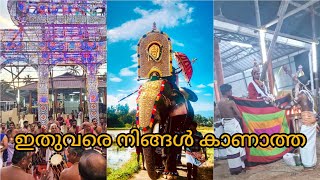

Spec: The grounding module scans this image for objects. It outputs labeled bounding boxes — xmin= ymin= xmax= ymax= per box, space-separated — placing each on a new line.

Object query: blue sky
xmin=107 ymin=0 xmax=214 ymax=117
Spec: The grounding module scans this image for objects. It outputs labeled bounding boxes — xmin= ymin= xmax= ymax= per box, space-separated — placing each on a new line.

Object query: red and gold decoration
xmin=136 ymin=80 xmax=166 ymax=131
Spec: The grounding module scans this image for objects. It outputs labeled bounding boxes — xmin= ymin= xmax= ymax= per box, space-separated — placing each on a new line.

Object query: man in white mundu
xmin=276 ymin=72 xmax=318 ymax=169
xmin=217 ymin=84 xmax=246 ymax=175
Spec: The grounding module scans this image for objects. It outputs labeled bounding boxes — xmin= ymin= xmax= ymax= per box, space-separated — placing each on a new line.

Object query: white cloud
xmin=207 ymin=83 xmax=214 ymax=88
xmin=131 ymin=53 xmax=138 ymax=63
xmin=196 ymin=84 xmax=206 ymax=89
xmin=107 ymin=93 xmax=138 ymax=110
xmin=171 ymin=38 xmax=184 ymax=47
xmin=129 ymin=63 xmax=138 ymax=68
xmin=109 ymin=77 xmax=122 ymax=82
xmin=131 ymin=45 xmax=138 ymax=51
xmin=204 ymin=93 xmax=212 ymax=96
xmin=108 ymin=1 xmax=194 ymax=43
xmin=194 ymin=90 xmax=202 ymax=94
xmin=191 ymin=102 xmax=214 ymax=112
xmin=118 ymin=89 xmax=134 ymax=93
xmin=120 ymin=67 xmax=135 ymax=76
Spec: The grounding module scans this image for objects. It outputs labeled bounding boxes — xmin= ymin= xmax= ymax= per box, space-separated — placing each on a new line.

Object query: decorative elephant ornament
xmin=136 ymin=79 xmax=196 ymax=179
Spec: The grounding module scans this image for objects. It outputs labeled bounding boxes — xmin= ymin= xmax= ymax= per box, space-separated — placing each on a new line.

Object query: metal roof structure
xmin=214 ymin=0 xmax=320 ymax=79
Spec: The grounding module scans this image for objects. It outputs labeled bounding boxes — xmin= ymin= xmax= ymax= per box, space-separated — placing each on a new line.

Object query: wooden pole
xmin=29 ymin=91 xmax=32 ymax=114
xmin=80 ymin=88 xmax=83 ymax=111
xmin=214 ymin=81 xmax=221 ymax=102
xmin=214 ymin=38 xmax=224 ymax=86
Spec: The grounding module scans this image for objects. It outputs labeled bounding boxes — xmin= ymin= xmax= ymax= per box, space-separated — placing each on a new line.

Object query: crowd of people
xmin=215 ymin=62 xmax=318 ymax=175
xmin=0 ymin=113 xmax=107 ymax=180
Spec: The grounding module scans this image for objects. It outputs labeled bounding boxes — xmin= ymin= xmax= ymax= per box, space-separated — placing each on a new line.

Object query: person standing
xmin=185 ymin=121 xmax=207 ymax=180
xmin=18 ymin=114 xmax=27 ymax=129
xmin=56 ymin=113 xmax=64 ymax=127
xmin=78 ymin=150 xmax=106 ymax=180
xmin=247 ymin=61 xmax=274 ymax=102
xmin=60 ymin=147 xmax=85 ymax=180
xmin=6 ymin=118 xmax=13 ymax=129
xmin=0 ymin=151 xmax=34 ymax=180
xmin=92 ymin=118 xmax=102 ymax=134
xmin=0 ymin=129 xmax=8 ymax=168
xmin=217 ymin=84 xmax=246 ymax=175
xmin=277 ymin=74 xmax=317 ymax=169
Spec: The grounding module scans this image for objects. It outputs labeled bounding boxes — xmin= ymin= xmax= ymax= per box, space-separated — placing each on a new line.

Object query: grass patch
xmin=107 ymin=153 xmax=140 ymax=180
xmin=206 ymin=148 xmax=214 ymax=164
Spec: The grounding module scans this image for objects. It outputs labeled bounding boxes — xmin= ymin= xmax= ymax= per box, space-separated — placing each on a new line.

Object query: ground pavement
xmin=130 ymin=152 xmax=213 ymax=180
xmin=213 ymin=139 xmax=320 ymax=180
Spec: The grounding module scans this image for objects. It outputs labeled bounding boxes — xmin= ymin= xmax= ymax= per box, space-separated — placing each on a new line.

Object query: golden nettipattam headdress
xmin=137 ymin=22 xmax=173 ymax=80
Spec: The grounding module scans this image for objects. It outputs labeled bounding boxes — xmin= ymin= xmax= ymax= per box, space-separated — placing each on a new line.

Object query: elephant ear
xmin=179 ymin=87 xmax=198 ymax=102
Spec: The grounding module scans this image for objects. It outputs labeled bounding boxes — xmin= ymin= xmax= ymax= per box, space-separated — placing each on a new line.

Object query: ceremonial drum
xmin=49 ymin=153 xmax=66 ymax=179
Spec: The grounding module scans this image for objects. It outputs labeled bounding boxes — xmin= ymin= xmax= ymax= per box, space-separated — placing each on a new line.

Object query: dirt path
xmin=130 ymin=153 xmax=213 ymax=180
xmin=214 ymin=140 xmax=320 ymax=180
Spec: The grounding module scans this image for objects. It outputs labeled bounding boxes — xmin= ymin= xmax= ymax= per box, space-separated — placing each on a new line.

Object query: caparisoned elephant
xmin=136 ymin=74 xmax=196 ymax=180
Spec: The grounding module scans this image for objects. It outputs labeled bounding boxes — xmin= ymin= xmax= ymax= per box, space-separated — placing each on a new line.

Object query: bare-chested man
xmin=217 ymin=84 xmax=245 ymax=175
xmin=8 ymin=122 xmax=19 ymax=137
xmin=78 ymin=149 xmax=106 ymax=180
xmin=92 ymin=118 xmax=102 ymax=134
xmin=28 ymin=123 xmax=37 ymax=135
xmin=277 ymin=75 xmax=317 ymax=169
xmin=60 ymin=147 xmax=85 ymax=180
xmin=68 ymin=120 xmax=80 ymax=134
xmin=20 ymin=121 xmax=29 ymax=134
xmin=79 ymin=122 xmax=97 ymax=136
xmin=1 ymin=150 xmax=50 ymax=180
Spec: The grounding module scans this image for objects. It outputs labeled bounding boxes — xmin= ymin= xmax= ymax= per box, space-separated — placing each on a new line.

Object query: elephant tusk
xmin=153 ymin=123 xmax=160 ymax=134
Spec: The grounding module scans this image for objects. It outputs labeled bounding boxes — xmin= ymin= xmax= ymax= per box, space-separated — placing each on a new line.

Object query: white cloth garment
xmin=214 ymin=119 xmax=227 ymax=159
xmin=223 ymin=118 xmax=246 ymax=174
xmin=45 ymin=148 xmax=54 ymax=162
xmin=186 ymin=153 xmax=202 ymax=167
xmin=300 ymin=123 xmax=317 ymax=168
xmin=251 ymin=80 xmax=275 ymax=102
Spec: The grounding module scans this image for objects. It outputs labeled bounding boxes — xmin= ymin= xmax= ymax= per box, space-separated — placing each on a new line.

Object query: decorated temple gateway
xmin=0 ymin=0 xmax=107 ymax=124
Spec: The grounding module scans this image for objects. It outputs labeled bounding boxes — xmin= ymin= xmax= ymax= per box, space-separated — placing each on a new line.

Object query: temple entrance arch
xmin=1 ymin=0 xmax=106 ymax=125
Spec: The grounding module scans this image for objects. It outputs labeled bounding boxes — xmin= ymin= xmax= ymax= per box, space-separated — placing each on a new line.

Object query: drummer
xmin=60 ymin=147 xmax=85 ymax=180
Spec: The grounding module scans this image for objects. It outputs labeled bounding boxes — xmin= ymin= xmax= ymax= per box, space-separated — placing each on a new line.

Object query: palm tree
xmin=67 ymin=66 xmax=81 ymax=76
xmin=23 ymin=74 xmax=32 ymax=85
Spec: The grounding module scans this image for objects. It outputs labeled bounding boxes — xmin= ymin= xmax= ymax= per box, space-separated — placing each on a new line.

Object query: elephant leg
xmin=167 ymin=147 xmax=178 ymax=173
xmin=143 ymin=146 xmax=159 ymax=180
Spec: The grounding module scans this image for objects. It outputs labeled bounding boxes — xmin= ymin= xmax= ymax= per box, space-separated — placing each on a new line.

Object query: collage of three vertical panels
xmin=0 ymin=0 xmax=214 ymax=180
xmin=1 ymin=0 xmax=319 ymax=180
